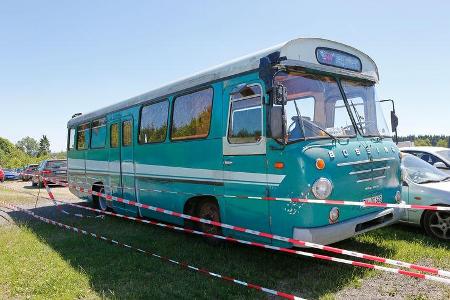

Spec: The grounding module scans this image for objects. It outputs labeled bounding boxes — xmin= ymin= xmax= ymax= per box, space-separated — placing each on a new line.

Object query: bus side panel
xmin=135 ymin=83 xmax=224 ymax=225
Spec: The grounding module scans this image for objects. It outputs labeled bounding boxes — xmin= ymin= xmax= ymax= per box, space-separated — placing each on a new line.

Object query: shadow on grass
xmin=5 ymin=204 xmax=425 ymax=300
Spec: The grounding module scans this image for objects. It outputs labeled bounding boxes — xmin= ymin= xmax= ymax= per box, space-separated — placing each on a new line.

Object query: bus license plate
xmin=364 ymin=195 xmax=383 ymax=203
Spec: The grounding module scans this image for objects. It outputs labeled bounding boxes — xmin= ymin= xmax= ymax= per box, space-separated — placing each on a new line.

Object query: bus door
xmin=119 ymin=115 xmax=138 ymax=215
xmin=108 ymin=119 xmax=122 ymax=211
xmin=222 ymin=82 xmax=271 ymax=243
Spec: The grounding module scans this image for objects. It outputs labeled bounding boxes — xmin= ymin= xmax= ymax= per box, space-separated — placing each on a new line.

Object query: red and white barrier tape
xmin=0 ymin=201 xmax=304 ymax=300
xmin=45 ymin=178 xmax=450 ymax=280
xmin=76 ymin=176 xmax=450 ymax=212
xmin=37 ymin=187 xmax=450 ymax=285
xmin=42 ymin=178 xmax=101 ymax=219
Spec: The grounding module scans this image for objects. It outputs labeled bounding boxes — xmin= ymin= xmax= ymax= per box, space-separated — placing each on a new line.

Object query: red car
xmin=21 ymin=164 xmax=38 ymax=181
xmin=0 ymin=168 xmax=4 ymax=182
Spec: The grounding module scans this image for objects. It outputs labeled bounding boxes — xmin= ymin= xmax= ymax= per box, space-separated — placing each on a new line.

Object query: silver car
xmin=401 ymin=146 xmax=450 ymax=174
xmin=400 ymin=154 xmax=450 ymax=241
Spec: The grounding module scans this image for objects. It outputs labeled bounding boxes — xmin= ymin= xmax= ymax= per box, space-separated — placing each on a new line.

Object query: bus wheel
xmin=196 ymin=200 xmax=222 ymax=243
xmin=423 ymin=209 xmax=450 ymax=241
xmin=93 ymin=186 xmax=108 ymax=212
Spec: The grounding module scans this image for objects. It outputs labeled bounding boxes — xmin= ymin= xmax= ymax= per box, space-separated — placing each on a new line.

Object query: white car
xmin=401 ymin=146 xmax=450 ymax=174
xmin=400 ymin=153 xmax=450 ymax=241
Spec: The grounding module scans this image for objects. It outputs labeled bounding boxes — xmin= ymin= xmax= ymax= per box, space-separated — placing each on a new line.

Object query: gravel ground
xmin=0 ymin=180 xmax=91 ymax=226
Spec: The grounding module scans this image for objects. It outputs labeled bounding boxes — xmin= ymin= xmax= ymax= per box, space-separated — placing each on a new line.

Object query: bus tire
xmin=196 ymin=199 xmax=222 ymax=244
xmin=93 ymin=185 xmax=109 ymax=212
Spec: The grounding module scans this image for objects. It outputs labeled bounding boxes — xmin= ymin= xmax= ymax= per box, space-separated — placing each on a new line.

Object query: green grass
xmin=0 ymin=189 xmax=449 ymax=299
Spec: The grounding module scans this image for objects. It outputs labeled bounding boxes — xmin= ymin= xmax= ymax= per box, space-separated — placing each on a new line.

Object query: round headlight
xmin=329 ymin=207 xmax=340 ymax=224
xmin=311 ymin=177 xmax=333 ymax=200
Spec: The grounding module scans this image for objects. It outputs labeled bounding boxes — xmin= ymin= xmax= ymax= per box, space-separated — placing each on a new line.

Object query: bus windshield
xmin=274 ymin=71 xmax=357 ymax=142
xmin=341 ymin=79 xmax=391 ymax=138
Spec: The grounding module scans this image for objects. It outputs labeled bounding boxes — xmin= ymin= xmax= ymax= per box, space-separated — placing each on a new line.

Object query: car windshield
xmin=47 ymin=161 xmax=67 ymax=169
xmin=437 ymin=149 xmax=450 ymax=161
xmin=274 ymin=71 xmax=357 ymax=142
xmin=402 ymin=155 xmax=449 ymax=184
xmin=341 ymin=80 xmax=391 ymax=137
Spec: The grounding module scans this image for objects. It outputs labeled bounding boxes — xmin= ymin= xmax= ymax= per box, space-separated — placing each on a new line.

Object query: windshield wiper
xmin=349 ymin=100 xmax=365 ymax=133
xmin=418 ymin=179 xmax=443 ymax=184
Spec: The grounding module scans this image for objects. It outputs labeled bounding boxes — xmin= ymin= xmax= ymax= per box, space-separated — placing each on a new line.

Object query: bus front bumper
xmin=293 ymin=207 xmax=405 ymax=246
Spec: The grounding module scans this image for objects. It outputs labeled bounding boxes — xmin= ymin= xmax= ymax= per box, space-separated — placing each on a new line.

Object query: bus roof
xmin=68 ymin=37 xmax=379 ymax=127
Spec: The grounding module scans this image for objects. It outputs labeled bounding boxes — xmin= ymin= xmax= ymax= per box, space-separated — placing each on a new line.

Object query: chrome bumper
xmin=293 ymin=206 xmax=405 ymax=246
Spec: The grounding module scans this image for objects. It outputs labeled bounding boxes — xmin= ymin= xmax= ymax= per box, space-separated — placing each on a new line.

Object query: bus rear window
xmin=68 ymin=128 xmax=76 ymax=150
xmin=171 ymin=88 xmax=213 ymax=140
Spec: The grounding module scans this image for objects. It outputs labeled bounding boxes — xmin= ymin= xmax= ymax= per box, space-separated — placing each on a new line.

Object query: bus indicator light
xmin=316 ymin=158 xmax=326 ymax=170
xmin=274 ymin=162 xmax=284 ymax=169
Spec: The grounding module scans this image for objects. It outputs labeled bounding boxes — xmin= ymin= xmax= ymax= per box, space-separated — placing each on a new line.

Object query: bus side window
xmin=77 ymin=123 xmax=90 ymax=150
xmin=68 ymin=128 xmax=76 ymax=150
xmin=122 ymin=120 xmax=132 ymax=146
xmin=139 ymin=100 xmax=169 ymax=143
xmin=110 ymin=123 xmax=119 ymax=148
xmin=228 ymin=85 xmax=262 ymax=144
xmin=171 ymin=88 xmax=213 ymax=140
xmin=91 ymin=118 xmax=107 ymax=149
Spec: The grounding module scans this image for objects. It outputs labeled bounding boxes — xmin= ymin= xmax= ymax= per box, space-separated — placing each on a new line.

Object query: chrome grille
xmin=338 ymin=157 xmax=394 ymax=183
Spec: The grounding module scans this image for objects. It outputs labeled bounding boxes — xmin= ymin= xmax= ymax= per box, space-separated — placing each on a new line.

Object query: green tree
xmin=16 ymin=136 xmax=39 ymax=156
xmin=436 ymin=138 xmax=448 ymax=148
xmin=38 ymin=135 xmax=51 ymax=157
xmin=414 ymin=137 xmax=432 ymax=146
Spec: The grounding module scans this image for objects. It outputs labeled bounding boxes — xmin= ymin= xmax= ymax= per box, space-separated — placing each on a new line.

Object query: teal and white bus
xmin=67 ymin=38 xmax=403 ymax=246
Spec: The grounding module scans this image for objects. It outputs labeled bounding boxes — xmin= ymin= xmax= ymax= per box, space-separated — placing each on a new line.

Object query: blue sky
xmin=1 ymin=1 xmax=449 ymax=151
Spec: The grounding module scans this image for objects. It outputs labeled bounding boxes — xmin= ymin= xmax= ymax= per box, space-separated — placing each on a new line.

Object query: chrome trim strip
xmin=337 ymin=157 xmax=395 ymax=167
xmin=349 ymin=169 xmax=371 ymax=175
xmin=357 ymin=175 xmax=386 ymax=183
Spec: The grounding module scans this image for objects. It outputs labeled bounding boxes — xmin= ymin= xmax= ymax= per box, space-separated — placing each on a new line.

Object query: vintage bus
xmin=67 ymin=38 xmax=403 ymax=246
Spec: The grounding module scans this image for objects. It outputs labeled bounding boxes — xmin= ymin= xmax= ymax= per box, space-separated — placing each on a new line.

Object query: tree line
xmin=0 ymin=135 xmax=66 ymax=169
xmin=398 ymin=135 xmax=449 ymax=147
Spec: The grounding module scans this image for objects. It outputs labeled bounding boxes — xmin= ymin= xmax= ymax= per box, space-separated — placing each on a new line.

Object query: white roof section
xmin=68 ymin=37 xmax=379 ymax=127
xmin=401 ymin=146 xmax=449 ymax=152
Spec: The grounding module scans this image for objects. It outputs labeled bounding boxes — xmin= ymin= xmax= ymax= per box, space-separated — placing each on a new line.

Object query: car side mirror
xmin=433 ymin=162 xmax=448 ymax=169
xmin=273 ymin=83 xmax=288 ymax=105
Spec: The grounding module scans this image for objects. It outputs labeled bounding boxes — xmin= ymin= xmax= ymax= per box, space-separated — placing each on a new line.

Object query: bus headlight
xmin=329 ymin=207 xmax=340 ymax=224
xmin=311 ymin=177 xmax=333 ymax=200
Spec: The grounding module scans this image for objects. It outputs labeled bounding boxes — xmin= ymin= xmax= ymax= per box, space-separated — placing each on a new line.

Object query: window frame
xmin=90 ymin=117 xmax=107 ymax=149
xmin=122 ymin=120 xmax=133 ymax=147
xmin=138 ymin=99 xmax=169 ymax=144
xmin=110 ymin=123 xmax=120 ymax=148
xmin=170 ymin=86 xmax=214 ymax=142
xmin=76 ymin=123 xmax=90 ymax=150
xmin=227 ymin=83 xmax=263 ymax=145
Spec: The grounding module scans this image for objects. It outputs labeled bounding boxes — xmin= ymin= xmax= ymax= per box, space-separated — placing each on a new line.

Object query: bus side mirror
xmin=390 ymin=110 xmax=398 ymax=133
xmin=273 ymin=83 xmax=287 ymax=105
xmin=270 ymin=106 xmax=284 ymax=141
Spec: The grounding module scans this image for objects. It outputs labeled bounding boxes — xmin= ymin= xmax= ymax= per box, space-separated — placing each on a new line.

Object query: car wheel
xmin=423 ymin=209 xmax=450 ymax=241
xmin=93 ymin=186 xmax=108 ymax=212
xmin=196 ymin=199 xmax=222 ymax=243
